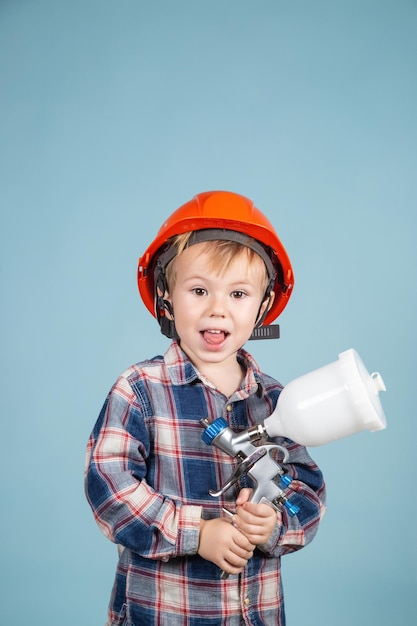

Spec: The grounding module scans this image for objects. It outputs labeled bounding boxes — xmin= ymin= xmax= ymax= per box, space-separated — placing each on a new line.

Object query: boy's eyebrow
xmin=180 ymin=274 xmax=207 ymax=282
xmin=181 ymin=275 xmax=260 ymax=288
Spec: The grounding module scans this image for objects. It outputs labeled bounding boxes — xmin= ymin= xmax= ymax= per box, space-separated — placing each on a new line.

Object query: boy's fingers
xmin=235 ymin=487 xmax=253 ymax=506
xmin=241 ymin=501 xmax=275 ymax=517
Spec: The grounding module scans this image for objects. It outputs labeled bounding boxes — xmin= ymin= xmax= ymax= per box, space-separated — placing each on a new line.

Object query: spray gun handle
xmin=201 ymin=419 xmax=300 ymax=580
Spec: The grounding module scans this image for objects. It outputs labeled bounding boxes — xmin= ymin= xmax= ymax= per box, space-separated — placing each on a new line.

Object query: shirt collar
xmin=164 ymin=340 xmax=265 ymax=398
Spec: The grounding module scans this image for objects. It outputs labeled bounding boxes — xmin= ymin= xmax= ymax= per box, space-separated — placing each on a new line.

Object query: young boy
xmin=85 ymin=191 xmax=326 ymax=626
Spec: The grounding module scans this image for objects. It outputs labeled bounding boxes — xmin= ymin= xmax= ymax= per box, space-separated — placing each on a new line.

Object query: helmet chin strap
xmin=156 ymin=285 xmax=279 ymax=343
xmin=159 ymin=296 xmax=280 ymax=342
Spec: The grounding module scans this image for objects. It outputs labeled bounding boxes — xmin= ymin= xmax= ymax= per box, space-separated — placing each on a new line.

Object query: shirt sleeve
xmin=84 ymin=376 xmax=202 ymax=560
xmin=257 ymin=439 xmax=326 ymax=557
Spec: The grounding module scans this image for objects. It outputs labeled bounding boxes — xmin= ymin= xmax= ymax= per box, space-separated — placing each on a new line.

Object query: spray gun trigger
xmin=208 ymin=444 xmax=289 ymax=498
xmin=209 ymin=447 xmax=268 ymax=497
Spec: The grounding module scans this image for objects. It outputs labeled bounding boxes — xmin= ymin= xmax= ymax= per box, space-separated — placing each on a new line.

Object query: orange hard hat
xmin=137 ymin=191 xmax=294 ymax=335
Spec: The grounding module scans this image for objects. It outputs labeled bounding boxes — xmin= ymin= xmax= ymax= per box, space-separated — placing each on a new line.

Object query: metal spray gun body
xmin=200 ymin=417 xmax=300 ymax=516
xmin=200 ymin=417 xmax=299 ymax=580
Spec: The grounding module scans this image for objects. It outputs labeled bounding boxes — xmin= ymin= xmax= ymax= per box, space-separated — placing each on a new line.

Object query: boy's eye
xmin=192 ymin=287 xmax=207 ymax=296
xmin=231 ymin=290 xmax=246 ymax=299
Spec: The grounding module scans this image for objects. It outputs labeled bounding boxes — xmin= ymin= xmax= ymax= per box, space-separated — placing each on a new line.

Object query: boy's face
xmin=165 ymin=242 xmax=272 ymax=371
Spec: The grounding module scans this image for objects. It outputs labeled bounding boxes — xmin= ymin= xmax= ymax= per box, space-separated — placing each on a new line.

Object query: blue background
xmin=1 ymin=1 xmax=416 ymax=624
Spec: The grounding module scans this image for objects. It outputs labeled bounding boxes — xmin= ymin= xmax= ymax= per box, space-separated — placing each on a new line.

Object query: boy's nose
xmin=208 ymin=294 xmax=227 ymax=317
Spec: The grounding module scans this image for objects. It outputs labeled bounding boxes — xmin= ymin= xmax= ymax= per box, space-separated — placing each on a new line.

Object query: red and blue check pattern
xmin=85 ymin=341 xmax=325 ymax=625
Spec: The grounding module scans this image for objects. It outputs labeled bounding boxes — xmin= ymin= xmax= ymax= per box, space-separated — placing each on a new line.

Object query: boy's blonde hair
xmin=165 ymin=232 xmax=270 ymax=294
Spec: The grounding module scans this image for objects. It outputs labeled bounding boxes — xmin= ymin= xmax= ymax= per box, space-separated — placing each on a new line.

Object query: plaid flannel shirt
xmin=85 ymin=341 xmax=326 ymax=626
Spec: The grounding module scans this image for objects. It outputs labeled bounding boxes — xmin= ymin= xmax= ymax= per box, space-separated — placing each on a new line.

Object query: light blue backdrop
xmin=1 ymin=1 xmax=416 ymax=624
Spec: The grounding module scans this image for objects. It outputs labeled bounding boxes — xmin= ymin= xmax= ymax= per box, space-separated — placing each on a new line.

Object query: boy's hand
xmin=198 ymin=517 xmax=255 ymax=575
xmin=235 ymin=488 xmax=279 ymax=545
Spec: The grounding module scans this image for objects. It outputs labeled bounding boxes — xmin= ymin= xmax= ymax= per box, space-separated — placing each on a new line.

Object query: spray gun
xmin=200 ymin=349 xmax=387 ymax=576
xmin=200 ymin=418 xmax=300 ymax=516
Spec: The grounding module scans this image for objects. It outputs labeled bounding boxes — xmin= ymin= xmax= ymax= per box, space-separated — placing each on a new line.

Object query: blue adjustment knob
xmin=201 ymin=418 xmax=228 ymax=445
xmin=284 ymin=501 xmax=300 ymax=516
xmin=280 ymin=474 xmax=293 ymax=487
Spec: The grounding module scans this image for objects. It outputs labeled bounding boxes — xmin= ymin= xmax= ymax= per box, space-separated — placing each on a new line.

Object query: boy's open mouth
xmin=201 ymin=329 xmax=229 ymax=345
